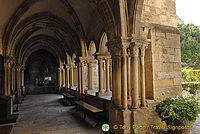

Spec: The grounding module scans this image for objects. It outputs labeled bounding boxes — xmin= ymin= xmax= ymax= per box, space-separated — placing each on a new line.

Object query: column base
xmin=109 ymin=101 xmax=166 ymax=134
xmin=87 ymin=89 xmax=98 ymax=94
xmin=96 ymin=91 xmax=105 ymax=96
xmin=96 ymin=92 xmax=105 ymax=96
xmin=97 ymin=91 xmax=112 ymax=96
xmin=104 ymin=90 xmax=112 ymax=96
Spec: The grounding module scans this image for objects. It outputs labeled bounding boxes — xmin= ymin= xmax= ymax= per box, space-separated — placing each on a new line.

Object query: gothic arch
xmin=99 ymin=32 xmax=109 ymax=54
xmin=2 ymin=0 xmax=118 ymax=57
xmin=88 ymin=40 xmax=96 ymax=57
xmin=7 ymin=12 xmax=81 ymax=58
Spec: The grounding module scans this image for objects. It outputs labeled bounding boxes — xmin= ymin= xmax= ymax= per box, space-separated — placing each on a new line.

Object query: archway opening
xmin=24 ymin=49 xmax=59 ymax=94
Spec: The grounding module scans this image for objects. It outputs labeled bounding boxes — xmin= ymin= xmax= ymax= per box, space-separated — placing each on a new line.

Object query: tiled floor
xmin=11 ymin=94 xmax=103 ymax=134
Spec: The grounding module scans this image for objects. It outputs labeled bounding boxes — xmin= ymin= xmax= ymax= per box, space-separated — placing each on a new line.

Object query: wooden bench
xmin=75 ymin=101 xmax=103 ymax=119
xmin=63 ymin=92 xmax=75 ymax=106
xmin=75 ymin=94 xmax=109 ymax=126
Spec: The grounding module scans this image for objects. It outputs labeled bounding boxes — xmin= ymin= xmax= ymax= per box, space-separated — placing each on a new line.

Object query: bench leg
xmin=83 ymin=111 xmax=86 ymax=119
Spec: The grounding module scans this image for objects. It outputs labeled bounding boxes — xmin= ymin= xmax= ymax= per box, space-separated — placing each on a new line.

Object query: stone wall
xmin=151 ymin=24 xmax=182 ymax=101
xmin=141 ymin=0 xmax=182 ymax=101
xmin=142 ymin=0 xmax=177 ymax=27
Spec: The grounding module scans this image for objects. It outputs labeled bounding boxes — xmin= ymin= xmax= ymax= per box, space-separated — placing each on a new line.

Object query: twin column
xmin=107 ymin=39 xmax=148 ymax=109
xmin=96 ymin=55 xmax=111 ymax=95
xmin=4 ymin=62 xmax=25 ymax=96
xmin=58 ymin=64 xmax=75 ymax=89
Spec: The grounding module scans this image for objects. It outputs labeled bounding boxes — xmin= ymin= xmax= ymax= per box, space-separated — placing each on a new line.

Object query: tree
xmin=178 ymin=23 xmax=200 ymax=65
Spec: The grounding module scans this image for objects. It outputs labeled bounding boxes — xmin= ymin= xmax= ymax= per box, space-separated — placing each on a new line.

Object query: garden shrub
xmin=156 ymin=96 xmax=200 ymax=127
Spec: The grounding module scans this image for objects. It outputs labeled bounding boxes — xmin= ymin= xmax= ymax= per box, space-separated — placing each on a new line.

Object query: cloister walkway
xmin=11 ymin=94 xmax=102 ymax=134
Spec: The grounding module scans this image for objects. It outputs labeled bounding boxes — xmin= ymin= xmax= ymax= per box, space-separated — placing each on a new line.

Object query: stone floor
xmin=9 ymin=93 xmax=200 ymax=134
xmin=190 ymin=114 xmax=200 ymax=134
xmin=11 ymin=94 xmax=103 ymax=134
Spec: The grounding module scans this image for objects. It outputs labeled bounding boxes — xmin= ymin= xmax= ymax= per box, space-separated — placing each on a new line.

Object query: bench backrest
xmin=67 ymin=88 xmax=77 ymax=97
xmin=82 ymin=94 xmax=109 ymax=110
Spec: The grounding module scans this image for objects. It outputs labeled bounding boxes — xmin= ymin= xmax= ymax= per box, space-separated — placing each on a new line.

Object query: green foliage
xmin=155 ymin=97 xmax=200 ymax=126
xmin=182 ymin=82 xmax=200 ymax=94
xmin=178 ymin=23 xmax=200 ymax=65
xmin=181 ymin=67 xmax=200 ymax=94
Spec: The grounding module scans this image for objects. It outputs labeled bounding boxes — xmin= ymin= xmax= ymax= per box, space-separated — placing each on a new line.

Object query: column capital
xmin=106 ymin=37 xmax=131 ymax=57
xmin=21 ymin=66 xmax=26 ymax=71
xmin=140 ymin=43 xmax=149 ymax=57
xmin=96 ymin=52 xmax=111 ymax=60
xmin=87 ymin=59 xmax=98 ymax=65
xmin=79 ymin=57 xmax=87 ymax=63
xmin=130 ymin=43 xmax=140 ymax=57
xmin=16 ymin=64 xmax=23 ymax=71
xmin=65 ymin=64 xmax=70 ymax=68
xmin=58 ymin=68 xmax=63 ymax=71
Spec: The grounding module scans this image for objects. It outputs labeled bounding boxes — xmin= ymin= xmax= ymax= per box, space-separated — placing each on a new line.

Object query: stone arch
xmin=66 ymin=53 xmax=71 ymax=65
xmin=24 ymin=49 xmax=59 ymax=94
xmin=15 ymin=35 xmax=65 ymax=67
xmin=2 ymin=0 xmax=118 ymax=57
xmin=130 ymin=0 xmax=145 ymax=36
xmin=88 ymin=40 xmax=96 ymax=58
xmin=22 ymin=44 xmax=61 ymax=68
xmin=7 ymin=12 xmax=81 ymax=58
xmin=99 ymin=32 xmax=109 ymax=54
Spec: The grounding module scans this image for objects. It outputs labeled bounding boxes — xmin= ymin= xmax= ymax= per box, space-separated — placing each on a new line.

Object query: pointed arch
xmin=88 ymin=40 xmax=96 ymax=56
xmin=99 ymin=32 xmax=109 ymax=54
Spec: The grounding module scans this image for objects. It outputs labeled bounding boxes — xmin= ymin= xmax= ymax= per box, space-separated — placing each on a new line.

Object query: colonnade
xmin=58 ymin=62 xmax=77 ymax=89
xmin=4 ymin=60 xmax=25 ymax=97
xmin=96 ymin=54 xmax=112 ymax=96
xmin=107 ymin=38 xmax=148 ymax=109
xmin=57 ymin=54 xmax=112 ymax=96
xmin=57 ymin=39 xmax=148 ymax=109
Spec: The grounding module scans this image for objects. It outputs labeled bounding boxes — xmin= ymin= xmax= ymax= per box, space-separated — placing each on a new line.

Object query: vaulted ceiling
xmin=0 ymin=0 xmax=121 ymax=65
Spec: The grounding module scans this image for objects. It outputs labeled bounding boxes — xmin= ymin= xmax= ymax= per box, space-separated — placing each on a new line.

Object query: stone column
xmin=81 ymin=61 xmax=85 ymax=94
xmin=65 ymin=65 xmax=70 ymax=88
xmin=4 ymin=63 xmax=8 ymax=95
xmin=87 ymin=61 xmax=93 ymax=90
xmin=122 ymin=45 xmax=128 ymax=109
xmin=7 ymin=63 xmax=11 ymax=95
xmin=70 ymin=65 xmax=74 ymax=87
xmin=78 ymin=62 xmax=82 ymax=95
xmin=97 ymin=57 xmax=104 ymax=94
xmin=105 ymin=58 xmax=111 ymax=93
xmin=109 ymin=59 xmax=112 ymax=91
xmin=140 ymin=44 xmax=147 ymax=107
xmin=17 ymin=66 xmax=21 ymax=100
xmin=113 ymin=55 xmax=122 ymax=107
xmin=107 ymin=40 xmax=130 ymax=108
xmin=21 ymin=67 xmax=25 ymax=95
xmin=79 ymin=57 xmax=86 ymax=94
xmin=127 ymin=51 xmax=132 ymax=106
xmin=62 ymin=67 xmax=66 ymax=87
xmin=17 ymin=66 xmax=21 ymax=89
xmin=131 ymin=43 xmax=140 ymax=109
xmin=12 ymin=67 xmax=15 ymax=91
xmin=7 ymin=63 xmax=12 ymax=95
xmin=58 ymin=68 xmax=62 ymax=88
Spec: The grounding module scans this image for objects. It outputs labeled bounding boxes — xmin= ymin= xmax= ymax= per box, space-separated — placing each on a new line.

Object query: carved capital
xmin=130 ymin=43 xmax=140 ymax=57
xmin=58 ymin=68 xmax=63 ymax=71
xmin=21 ymin=66 xmax=26 ymax=71
xmin=106 ymin=37 xmax=131 ymax=57
xmin=140 ymin=43 xmax=149 ymax=57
